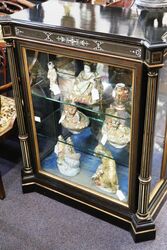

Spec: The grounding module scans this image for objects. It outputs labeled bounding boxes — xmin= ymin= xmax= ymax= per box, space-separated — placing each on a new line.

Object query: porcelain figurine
xmin=54 ymin=135 xmax=65 ymax=164
xmin=112 ymin=83 xmax=129 ymax=110
xmin=92 ymin=144 xmax=119 ymax=193
xmin=71 ymin=62 xmax=102 ymax=105
xmin=54 ymin=135 xmax=80 ymax=177
xmin=59 ymin=102 xmax=89 ymax=133
xmin=102 ymin=106 xmax=131 ymax=148
xmin=47 ymin=61 xmax=61 ymax=96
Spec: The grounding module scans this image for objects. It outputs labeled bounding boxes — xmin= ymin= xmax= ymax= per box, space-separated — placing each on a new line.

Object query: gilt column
xmin=136 ymin=69 xmax=158 ymax=220
xmin=7 ymin=43 xmax=33 ymax=174
xmin=131 ymin=48 xmax=165 ymax=241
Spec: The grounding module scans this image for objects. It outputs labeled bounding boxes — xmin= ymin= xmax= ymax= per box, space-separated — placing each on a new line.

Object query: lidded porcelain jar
xmin=112 ymin=83 xmax=129 ymax=110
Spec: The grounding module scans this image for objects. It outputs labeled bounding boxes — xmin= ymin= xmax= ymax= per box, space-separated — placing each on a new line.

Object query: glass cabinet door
xmin=24 ymin=49 xmax=133 ymax=204
xmin=150 ymin=55 xmax=167 ymax=195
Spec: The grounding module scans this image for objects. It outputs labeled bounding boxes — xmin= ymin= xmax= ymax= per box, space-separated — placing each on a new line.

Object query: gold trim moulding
xmin=164 ymin=50 xmax=167 ymax=57
xmin=131 ymin=222 xmax=156 ymax=235
xmin=22 ymin=181 xmax=130 ymax=223
xmin=144 ymin=61 xmax=164 ymax=68
xmin=21 ymin=47 xmax=41 ymax=172
xmin=149 ymin=179 xmax=165 ymax=202
xmin=136 ymin=211 xmax=151 ymax=220
xmin=22 ymin=181 xmax=156 ymax=235
xmin=4 ymin=36 xmax=143 ymax=64
xmin=20 ymin=43 xmax=139 ymax=210
xmin=14 ymin=26 xmax=143 ymax=59
xmin=38 ymin=169 xmax=129 ymax=208
xmin=149 ymin=181 xmax=167 ymax=217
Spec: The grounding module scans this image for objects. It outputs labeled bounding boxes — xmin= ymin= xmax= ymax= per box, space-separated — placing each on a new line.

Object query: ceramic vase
xmin=112 ymin=83 xmax=129 ymax=110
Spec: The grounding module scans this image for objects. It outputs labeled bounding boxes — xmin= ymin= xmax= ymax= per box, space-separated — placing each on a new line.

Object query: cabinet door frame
xmin=16 ymin=40 xmax=144 ymax=213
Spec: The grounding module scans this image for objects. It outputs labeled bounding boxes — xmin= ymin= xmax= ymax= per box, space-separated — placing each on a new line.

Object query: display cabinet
xmin=1 ymin=0 xmax=167 ymax=242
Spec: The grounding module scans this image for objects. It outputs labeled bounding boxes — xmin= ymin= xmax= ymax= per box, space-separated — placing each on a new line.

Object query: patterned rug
xmin=0 ymin=95 xmax=16 ymax=136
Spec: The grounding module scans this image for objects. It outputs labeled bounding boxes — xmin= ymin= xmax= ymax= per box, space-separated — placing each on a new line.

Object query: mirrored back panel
xmin=25 ymin=49 xmax=134 ymax=204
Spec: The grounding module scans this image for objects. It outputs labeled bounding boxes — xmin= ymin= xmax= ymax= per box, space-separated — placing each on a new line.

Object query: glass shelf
xmin=34 ymin=108 xmax=130 ymax=165
xmin=27 ymin=49 xmax=132 ymax=203
xmin=41 ymin=151 xmax=129 ymax=202
xmin=31 ymin=84 xmax=131 ymax=122
xmin=40 ymin=131 xmax=129 ymax=202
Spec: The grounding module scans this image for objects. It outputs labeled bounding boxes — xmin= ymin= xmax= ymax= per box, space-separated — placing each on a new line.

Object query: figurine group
xmin=71 ymin=63 xmax=102 ymax=105
xmin=47 ymin=61 xmax=102 ymax=104
xmin=47 ymin=60 xmax=131 ymax=196
xmin=59 ymin=102 xmax=89 ymax=134
xmin=54 ymin=137 xmax=119 ymax=194
xmin=92 ymin=144 xmax=119 ymax=194
xmin=54 ymin=135 xmax=80 ymax=177
xmin=47 ymin=60 xmax=102 ymax=134
xmin=102 ymin=105 xmax=131 ymax=148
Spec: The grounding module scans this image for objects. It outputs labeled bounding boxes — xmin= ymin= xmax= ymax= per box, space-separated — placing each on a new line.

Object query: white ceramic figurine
xmin=47 ymin=61 xmax=61 ymax=96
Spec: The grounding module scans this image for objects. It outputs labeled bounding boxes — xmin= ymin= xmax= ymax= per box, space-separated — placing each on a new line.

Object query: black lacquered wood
xmin=1 ymin=0 xmax=167 ymax=243
xmin=6 ymin=0 xmax=167 ymax=48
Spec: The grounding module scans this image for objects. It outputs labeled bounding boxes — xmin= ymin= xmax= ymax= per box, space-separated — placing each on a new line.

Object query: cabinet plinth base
xmin=22 ymin=179 xmax=156 ymax=243
xmin=131 ymin=214 xmax=156 ymax=242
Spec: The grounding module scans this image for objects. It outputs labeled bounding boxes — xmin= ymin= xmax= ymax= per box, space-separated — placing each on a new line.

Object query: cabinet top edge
xmin=1 ymin=0 xmax=167 ymax=49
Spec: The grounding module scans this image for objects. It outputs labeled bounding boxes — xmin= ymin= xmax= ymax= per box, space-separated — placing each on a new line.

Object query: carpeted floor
xmin=0 ymin=144 xmax=167 ymax=250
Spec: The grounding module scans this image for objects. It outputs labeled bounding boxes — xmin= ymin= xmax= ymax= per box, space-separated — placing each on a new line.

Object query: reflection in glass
xmin=61 ymin=2 xmax=75 ymax=28
xmin=26 ymin=49 xmax=133 ymax=203
xmin=150 ymin=56 xmax=167 ymax=192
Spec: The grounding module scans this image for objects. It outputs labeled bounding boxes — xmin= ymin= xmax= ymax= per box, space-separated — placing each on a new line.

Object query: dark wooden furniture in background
xmin=0 ymin=173 xmax=5 ymax=199
xmin=90 ymin=0 xmax=134 ymax=7
xmin=0 ymin=0 xmax=34 ymax=15
xmin=0 ymin=82 xmax=13 ymax=200
xmin=0 ymin=41 xmax=7 ymax=86
xmin=0 ymin=0 xmax=37 ymax=200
